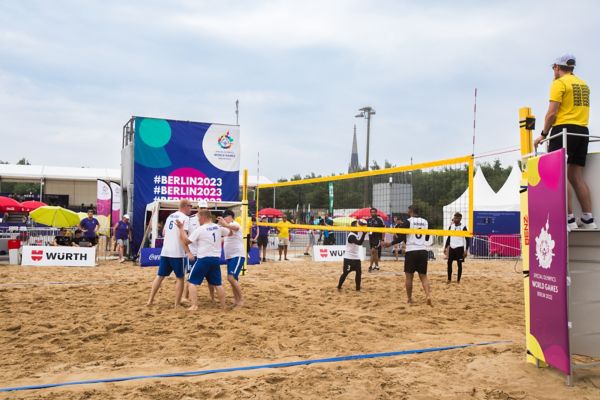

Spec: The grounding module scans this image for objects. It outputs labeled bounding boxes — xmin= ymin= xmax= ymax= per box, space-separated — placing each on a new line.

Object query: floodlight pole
xmin=356 ymin=106 xmax=376 ymax=207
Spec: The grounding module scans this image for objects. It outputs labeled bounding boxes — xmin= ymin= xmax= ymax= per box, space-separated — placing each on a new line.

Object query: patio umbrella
xmin=29 ymin=206 xmax=81 ymax=228
xmin=333 ymin=216 xmax=356 ymax=226
xmin=21 ymin=200 xmax=47 ymax=212
xmin=0 ymin=196 xmax=24 ymax=212
xmin=350 ymin=207 xmax=389 ymax=221
xmin=258 ymin=208 xmax=283 ymax=218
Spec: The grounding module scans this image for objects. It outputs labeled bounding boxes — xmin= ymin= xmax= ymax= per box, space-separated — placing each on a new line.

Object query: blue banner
xmin=140 ymin=247 xmax=162 ymax=266
xmin=132 ymin=117 xmax=240 ymax=255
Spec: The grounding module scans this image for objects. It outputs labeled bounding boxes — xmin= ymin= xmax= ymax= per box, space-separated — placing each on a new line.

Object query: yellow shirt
xmin=549 ymin=74 xmax=590 ymax=126
xmin=276 ymin=221 xmax=292 ymax=239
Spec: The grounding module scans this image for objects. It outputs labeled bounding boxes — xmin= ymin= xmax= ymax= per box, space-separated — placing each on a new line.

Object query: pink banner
xmin=96 ymin=180 xmax=112 ymax=217
xmin=527 ymin=149 xmax=569 ymax=375
xmin=110 ymin=181 xmax=121 ymax=226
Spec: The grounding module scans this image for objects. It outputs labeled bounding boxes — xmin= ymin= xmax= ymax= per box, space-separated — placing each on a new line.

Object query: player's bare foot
xmin=180 ymin=297 xmax=190 ymax=304
xmin=426 ymin=298 xmax=433 ymax=307
xmin=187 ymin=305 xmax=198 ymax=311
xmin=407 ymin=299 xmax=414 ymax=305
xmin=234 ymin=300 xmax=245 ymax=307
xmin=146 ymin=300 xmax=154 ymax=306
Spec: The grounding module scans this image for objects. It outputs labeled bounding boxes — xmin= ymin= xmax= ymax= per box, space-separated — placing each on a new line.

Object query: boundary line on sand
xmin=0 ymin=341 xmax=511 ymax=393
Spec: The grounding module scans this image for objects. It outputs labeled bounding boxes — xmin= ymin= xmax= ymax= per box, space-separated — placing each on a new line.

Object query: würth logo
xmin=319 ymin=248 xmax=328 ymax=258
xmin=31 ymin=250 xmax=43 ymax=262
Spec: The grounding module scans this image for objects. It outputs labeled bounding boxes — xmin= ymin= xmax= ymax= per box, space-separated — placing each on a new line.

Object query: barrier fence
xmin=253 ymin=227 xmax=521 ymax=261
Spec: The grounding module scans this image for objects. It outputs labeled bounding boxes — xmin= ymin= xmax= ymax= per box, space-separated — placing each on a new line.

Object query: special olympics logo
xmin=31 ymin=249 xmax=44 ymax=262
xmin=535 ymin=218 xmax=555 ymax=269
xmin=217 ymin=131 xmax=234 ymax=149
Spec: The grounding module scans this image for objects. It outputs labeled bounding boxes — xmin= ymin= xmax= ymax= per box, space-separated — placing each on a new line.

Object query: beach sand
xmin=0 ymin=257 xmax=598 ymax=399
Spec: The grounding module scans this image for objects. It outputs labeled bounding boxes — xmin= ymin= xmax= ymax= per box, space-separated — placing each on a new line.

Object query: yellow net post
xmin=241 ymin=169 xmax=249 ymax=276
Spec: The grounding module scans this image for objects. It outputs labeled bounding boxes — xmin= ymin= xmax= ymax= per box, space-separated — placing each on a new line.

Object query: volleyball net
xmin=256 ymin=155 xmax=474 ymax=238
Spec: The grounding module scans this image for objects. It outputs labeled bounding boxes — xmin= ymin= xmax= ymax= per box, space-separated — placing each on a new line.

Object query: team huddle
xmin=147 ymin=199 xmax=245 ymax=310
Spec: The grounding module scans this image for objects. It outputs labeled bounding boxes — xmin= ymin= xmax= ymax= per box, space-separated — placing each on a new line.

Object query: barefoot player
xmin=217 ymin=210 xmax=245 ymax=307
xmin=146 ymin=199 xmax=192 ymax=307
xmin=177 ymin=209 xmax=228 ymax=311
xmin=385 ymin=205 xmax=432 ymax=306
xmin=337 ymin=220 xmax=367 ymax=291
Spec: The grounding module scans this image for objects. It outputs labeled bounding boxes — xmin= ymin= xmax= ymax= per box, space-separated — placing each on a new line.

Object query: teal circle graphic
xmin=139 ymin=119 xmax=171 ymax=148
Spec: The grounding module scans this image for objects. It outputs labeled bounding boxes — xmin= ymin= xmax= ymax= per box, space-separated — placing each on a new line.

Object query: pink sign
xmin=527 ymin=149 xmax=569 ymax=375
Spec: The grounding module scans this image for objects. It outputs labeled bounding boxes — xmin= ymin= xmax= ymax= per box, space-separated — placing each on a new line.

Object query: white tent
xmin=491 ymin=162 xmax=521 ymax=212
xmin=442 ymin=166 xmax=498 ymax=230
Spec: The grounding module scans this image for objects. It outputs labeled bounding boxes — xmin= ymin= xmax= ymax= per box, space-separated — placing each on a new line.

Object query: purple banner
xmin=527 ymin=148 xmax=569 ymax=375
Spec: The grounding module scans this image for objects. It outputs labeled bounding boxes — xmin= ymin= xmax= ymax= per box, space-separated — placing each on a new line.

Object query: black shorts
xmin=86 ymin=236 xmax=98 ymax=246
xmin=404 ymin=250 xmax=428 ymax=275
xmin=448 ymin=246 xmax=465 ymax=262
xmin=548 ymin=124 xmax=589 ymax=166
xmin=343 ymin=258 xmax=361 ymax=272
xmin=369 ymin=236 xmax=381 ymax=249
xmin=257 ymin=236 xmax=268 ymax=247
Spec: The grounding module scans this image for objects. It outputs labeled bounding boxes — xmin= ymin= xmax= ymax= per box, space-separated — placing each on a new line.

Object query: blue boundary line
xmin=0 ymin=341 xmax=510 ymax=393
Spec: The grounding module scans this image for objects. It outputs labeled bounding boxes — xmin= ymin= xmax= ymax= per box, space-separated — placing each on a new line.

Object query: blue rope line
xmin=0 ymin=341 xmax=510 ymax=393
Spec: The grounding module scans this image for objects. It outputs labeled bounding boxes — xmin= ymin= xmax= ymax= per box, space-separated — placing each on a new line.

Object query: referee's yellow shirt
xmin=550 ymin=74 xmax=590 ymax=126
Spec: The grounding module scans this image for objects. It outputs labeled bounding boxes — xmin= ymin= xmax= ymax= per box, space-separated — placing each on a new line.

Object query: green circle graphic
xmin=139 ymin=118 xmax=171 ymax=148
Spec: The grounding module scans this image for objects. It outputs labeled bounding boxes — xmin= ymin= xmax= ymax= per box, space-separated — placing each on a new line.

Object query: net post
xmin=241 ymin=169 xmax=249 ymax=276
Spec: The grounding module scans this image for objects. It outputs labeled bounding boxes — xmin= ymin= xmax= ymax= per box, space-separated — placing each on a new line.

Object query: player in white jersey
xmin=217 ymin=209 xmax=245 ymax=307
xmin=385 ymin=205 xmax=432 ymax=306
xmin=147 ymin=199 xmax=192 ymax=307
xmin=443 ymin=212 xmax=470 ymax=283
xmin=337 ymin=220 xmax=367 ymax=291
xmin=177 ymin=209 xmax=228 ymax=311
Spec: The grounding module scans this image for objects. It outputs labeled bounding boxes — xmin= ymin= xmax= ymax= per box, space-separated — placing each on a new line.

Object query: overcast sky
xmin=1 ymin=0 xmax=599 ymax=180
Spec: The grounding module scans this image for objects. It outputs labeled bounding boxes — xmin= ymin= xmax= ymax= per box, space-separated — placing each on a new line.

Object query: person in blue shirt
xmin=256 ymin=216 xmax=270 ymax=262
xmin=113 ymin=214 xmax=131 ymax=263
xmin=79 ymin=210 xmax=100 ymax=246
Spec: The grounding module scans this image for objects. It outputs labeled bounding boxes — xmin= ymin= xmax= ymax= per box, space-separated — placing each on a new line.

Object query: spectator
xmin=275 ymin=215 xmax=292 ymax=261
xmin=113 ymin=214 xmax=131 ymax=263
xmin=52 ymin=228 xmax=72 ymax=246
xmin=72 ymin=229 xmax=92 ymax=247
xmin=256 ymin=216 xmax=270 ymax=262
xmin=304 ymin=216 xmax=316 ymax=256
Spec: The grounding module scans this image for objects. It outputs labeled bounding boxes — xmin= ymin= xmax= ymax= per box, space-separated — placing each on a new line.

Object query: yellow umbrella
xmin=30 ymin=206 xmax=81 ymax=228
xmin=333 ymin=216 xmax=356 ymax=226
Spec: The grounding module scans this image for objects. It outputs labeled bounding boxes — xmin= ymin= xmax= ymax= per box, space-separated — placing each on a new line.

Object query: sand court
xmin=1 ymin=259 xmax=598 ymax=399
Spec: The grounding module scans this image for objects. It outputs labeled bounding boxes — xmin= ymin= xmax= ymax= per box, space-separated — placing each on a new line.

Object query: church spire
xmin=348 ymin=124 xmax=360 ymax=172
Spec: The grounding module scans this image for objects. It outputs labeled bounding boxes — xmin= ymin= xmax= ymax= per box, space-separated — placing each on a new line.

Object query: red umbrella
xmin=0 ymin=196 xmax=24 ymax=212
xmin=21 ymin=200 xmax=47 ymax=212
xmin=258 ymin=208 xmax=283 ymax=218
xmin=350 ymin=207 xmax=389 ymax=221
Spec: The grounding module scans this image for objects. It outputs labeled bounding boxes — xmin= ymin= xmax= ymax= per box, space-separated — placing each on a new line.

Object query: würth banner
xmin=21 ymin=246 xmax=96 ymax=267
xmin=312 ymin=245 xmax=366 ymax=262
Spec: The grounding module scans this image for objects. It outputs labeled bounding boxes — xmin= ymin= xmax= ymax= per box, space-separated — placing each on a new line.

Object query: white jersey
xmin=406 ymin=216 xmax=429 ymax=253
xmin=187 ymin=215 xmax=200 ymax=255
xmin=188 ymin=222 xmax=228 ymax=258
xmin=223 ymin=221 xmax=245 ymax=259
xmin=448 ymin=223 xmax=467 ymax=249
xmin=160 ymin=211 xmax=189 ymax=258
xmin=345 ymin=232 xmax=363 ymax=260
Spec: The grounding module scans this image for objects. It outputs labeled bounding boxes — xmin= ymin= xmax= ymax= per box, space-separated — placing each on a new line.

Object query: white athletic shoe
xmin=567 ymin=218 xmax=579 ymax=231
xmin=580 ymin=218 xmax=597 ymax=230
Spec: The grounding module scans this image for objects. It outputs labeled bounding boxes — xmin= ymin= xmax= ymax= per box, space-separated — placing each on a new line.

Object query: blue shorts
xmin=188 ymin=257 xmax=221 ymax=286
xmin=227 ymin=257 xmax=245 ymax=280
xmin=184 ymin=257 xmax=197 ymax=274
xmin=158 ymin=256 xmax=185 ymax=278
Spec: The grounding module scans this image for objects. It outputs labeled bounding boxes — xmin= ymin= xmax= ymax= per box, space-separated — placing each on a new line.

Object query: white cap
xmin=123 ymin=214 xmax=129 ymax=219
xmin=198 ymin=199 xmax=208 ymax=208
xmin=553 ymin=54 xmax=576 ymax=67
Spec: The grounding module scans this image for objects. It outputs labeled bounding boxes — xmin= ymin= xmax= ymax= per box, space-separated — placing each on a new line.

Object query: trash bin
xmin=8 ymin=239 xmax=21 ymax=265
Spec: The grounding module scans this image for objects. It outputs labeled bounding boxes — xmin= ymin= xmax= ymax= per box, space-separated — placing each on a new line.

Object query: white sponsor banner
xmin=312 ymin=245 xmax=366 ymax=262
xmin=267 ymin=235 xmax=279 ymax=250
xmin=21 ymin=246 xmax=96 ymax=267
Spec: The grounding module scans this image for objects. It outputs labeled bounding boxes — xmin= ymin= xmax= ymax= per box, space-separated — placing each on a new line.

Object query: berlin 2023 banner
xmin=132 ymin=117 xmax=240 ymax=254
